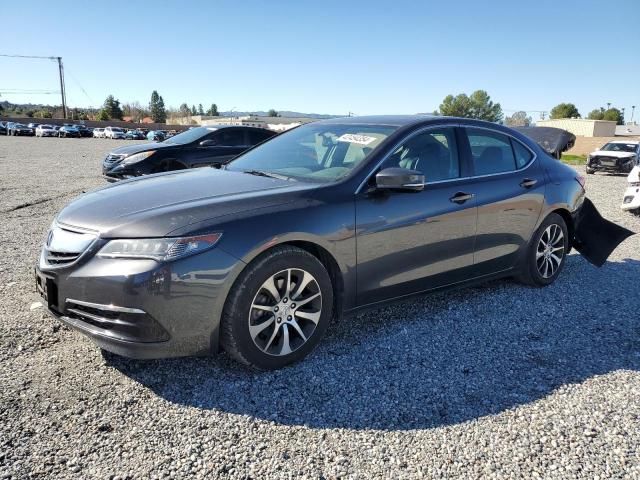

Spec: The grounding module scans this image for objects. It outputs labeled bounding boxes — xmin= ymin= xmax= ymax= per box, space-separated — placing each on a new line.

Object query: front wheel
xmin=517 ymin=213 xmax=569 ymax=287
xmin=220 ymin=246 xmax=333 ymax=369
xmin=586 ymin=167 xmax=595 ymax=174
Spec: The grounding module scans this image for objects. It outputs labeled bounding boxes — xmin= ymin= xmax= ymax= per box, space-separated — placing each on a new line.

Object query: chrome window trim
xmin=356 ymin=123 xmax=538 ymax=193
xmin=66 ymin=298 xmax=146 ymax=314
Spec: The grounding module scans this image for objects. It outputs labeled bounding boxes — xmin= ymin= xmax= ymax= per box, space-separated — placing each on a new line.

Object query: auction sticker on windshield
xmin=337 ymin=134 xmax=377 ymax=145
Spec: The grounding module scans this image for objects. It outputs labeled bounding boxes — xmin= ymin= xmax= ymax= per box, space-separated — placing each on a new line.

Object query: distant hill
xmin=1 ymin=101 xmax=339 ymax=120
xmin=220 ymin=110 xmax=336 ymax=119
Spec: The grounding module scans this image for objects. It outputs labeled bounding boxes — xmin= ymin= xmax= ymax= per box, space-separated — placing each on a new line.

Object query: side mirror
xmin=199 ymin=139 xmax=217 ymax=147
xmin=375 ymin=167 xmax=425 ymax=192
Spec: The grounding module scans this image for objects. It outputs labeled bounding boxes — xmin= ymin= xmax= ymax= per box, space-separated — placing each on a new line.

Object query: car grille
xmin=104 ymin=153 xmax=126 ymax=167
xmin=41 ymin=224 xmax=98 ymax=268
xmin=593 ymin=156 xmax=618 ymax=165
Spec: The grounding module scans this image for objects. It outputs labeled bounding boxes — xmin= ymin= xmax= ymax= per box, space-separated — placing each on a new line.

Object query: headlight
xmin=122 ymin=150 xmax=156 ymax=164
xmin=97 ymin=233 xmax=222 ymax=261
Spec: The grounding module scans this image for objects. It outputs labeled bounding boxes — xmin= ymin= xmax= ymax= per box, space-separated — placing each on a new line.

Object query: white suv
xmin=93 ymin=128 xmax=105 ymax=138
xmin=104 ymin=126 xmax=126 ymax=139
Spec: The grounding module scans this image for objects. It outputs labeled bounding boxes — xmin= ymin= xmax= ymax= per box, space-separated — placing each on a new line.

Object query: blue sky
xmin=2 ymin=0 xmax=639 ymax=119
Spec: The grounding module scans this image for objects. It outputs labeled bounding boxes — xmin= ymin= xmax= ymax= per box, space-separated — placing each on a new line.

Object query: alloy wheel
xmin=248 ymin=268 xmax=322 ymax=356
xmin=536 ymin=224 xmax=565 ymax=278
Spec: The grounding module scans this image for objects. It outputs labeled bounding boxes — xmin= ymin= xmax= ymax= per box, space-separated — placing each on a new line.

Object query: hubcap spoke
xmin=295 ymin=310 xmax=321 ymax=324
xmin=280 ymin=324 xmax=292 ymax=355
xmin=291 ymin=271 xmax=314 ymax=300
xmin=249 ymin=315 xmax=275 ymax=340
xmin=262 ymin=276 xmax=281 ymax=303
xmin=251 ymin=303 xmax=273 ymax=312
xmin=288 ymin=319 xmax=307 ymax=342
xmin=294 ymin=292 xmax=321 ymax=309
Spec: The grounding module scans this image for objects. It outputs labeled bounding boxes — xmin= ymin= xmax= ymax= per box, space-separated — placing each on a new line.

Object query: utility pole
xmin=631 ymin=106 xmax=635 ymax=124
xmin=0 ymin=54 xmax=68 ymax=118
xmin=57 ymin=57 xmax=67 ymax=119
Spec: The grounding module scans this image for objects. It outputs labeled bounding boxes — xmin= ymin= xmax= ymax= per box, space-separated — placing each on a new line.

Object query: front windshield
xmin=227 ymin=123 xmax=397 ymax=182
xmin=601 ymin=143 xmax=637 ymax=153
xmin=163 ymin=127 xmax=211 ymax=144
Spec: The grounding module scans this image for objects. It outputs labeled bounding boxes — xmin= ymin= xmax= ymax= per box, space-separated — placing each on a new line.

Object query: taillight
xmin=575 ymin=174 xmax=586 ymax=189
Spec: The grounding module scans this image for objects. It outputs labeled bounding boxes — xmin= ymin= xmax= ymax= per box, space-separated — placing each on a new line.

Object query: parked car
xmin=104 ymin=126 xmax=126 ymax=139
xmin=125 ymin=129 xmax=145 ymax=140
xmin=0 ymin=122 xmax=6 ymax=135
xmin=58 ymin=125 xmax=81 ymax=138
xmin=103 ymin=126 xmax=276 ymax=181
xmin=586 ymin=140 xmax=640 ymax=174
xmin=36 ymin=116 xmax=632 ymax=369
xmin=8 ymin=123 xmax=35 ymax=136
xmin=146 ymin=130 xmax=166 ymax=142
xmin=93 ymin=128 xmax=106 ymax=138
xmin=75 ymin=124 xmax=93 ymax=137
xmin=35 ymin=124 xmax=58 ymax=137
xmin=621 ymin=165 xmax=640 ymax=214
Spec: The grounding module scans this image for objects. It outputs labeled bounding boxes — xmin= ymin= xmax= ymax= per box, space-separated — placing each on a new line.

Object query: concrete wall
xmin=566 ymin=136 xmax=640 ymax=156
xmin=536 ymin=118 xmax=616 ymax=137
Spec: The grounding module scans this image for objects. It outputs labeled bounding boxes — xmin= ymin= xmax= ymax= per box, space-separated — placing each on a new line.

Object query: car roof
xmin=314 ymin=114 xmax=511 ymax=129
xmin=606 ymin=140 xmax=640 ymax=145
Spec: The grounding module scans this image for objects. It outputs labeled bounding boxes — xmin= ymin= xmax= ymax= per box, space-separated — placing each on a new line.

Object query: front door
xmin=190 ymin=128 xmax=250 ymax=168
xmin=355 ymin=127 xmax=478 ymax=306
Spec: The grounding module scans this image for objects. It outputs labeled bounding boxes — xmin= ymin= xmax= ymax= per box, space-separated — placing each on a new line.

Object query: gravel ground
xmin=1 ymin=136 xmax=639 ymax=479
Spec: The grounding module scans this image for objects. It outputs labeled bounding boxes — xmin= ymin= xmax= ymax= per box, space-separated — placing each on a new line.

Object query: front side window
xmin=382 ymin=128 xmax=460 ymax=182
xmin=466 ymin=129 xmax=517 ymax=175
xmin=227 ymin=123 xmax=397 ymax=183
xmin=216 ymin=129 xmax=246 ymax=147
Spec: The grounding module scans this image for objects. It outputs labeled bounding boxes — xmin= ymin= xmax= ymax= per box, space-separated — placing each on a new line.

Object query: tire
xmin=517 ymin=213 xmax=569 ymax=287
xmin=586 ymin=167 xmax=595 ymax=174
xmin=220 ymin=245 xmax=334 ymax=369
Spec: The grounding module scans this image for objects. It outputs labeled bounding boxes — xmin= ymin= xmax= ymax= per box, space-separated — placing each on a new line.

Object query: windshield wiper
xmin=242 ymin=170 xmax=295 ymax=181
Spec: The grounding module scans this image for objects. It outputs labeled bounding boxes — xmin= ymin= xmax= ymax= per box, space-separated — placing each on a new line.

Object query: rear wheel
xmin=517 ymin=213 xmax=569 ymax=287
xmin=220 ymin=246 xmax=333 ymax=369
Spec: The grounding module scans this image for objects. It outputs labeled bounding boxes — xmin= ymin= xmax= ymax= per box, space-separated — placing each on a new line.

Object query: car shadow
xmin=106 ymin=255 xmax=640 ymax=431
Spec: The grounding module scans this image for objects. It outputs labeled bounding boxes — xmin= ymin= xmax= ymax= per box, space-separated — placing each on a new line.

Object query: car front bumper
xmin=588 ymin=157 xmax=635 ymax=173
xmin=621 ymin=185 xmax=640 ymax=211
xmin=35 ymin=245 xmax=243 ymax=359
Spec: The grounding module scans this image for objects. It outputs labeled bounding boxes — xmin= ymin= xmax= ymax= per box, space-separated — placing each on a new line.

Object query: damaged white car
xmin=622 ymin=165 xmax=640 ymax=214
xmin=586 ymin=140 xmax=640 ymax=175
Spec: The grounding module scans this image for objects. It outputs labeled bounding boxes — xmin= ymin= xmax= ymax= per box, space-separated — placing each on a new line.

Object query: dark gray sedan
xmin=35 ymin=116 xmax=633 ymax=369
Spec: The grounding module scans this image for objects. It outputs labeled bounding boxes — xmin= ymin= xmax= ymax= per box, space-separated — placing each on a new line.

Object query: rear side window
xmin=247 ymin=129 xmax=274 ymax=145
xmin=466 ymin=128 xmax=516 ymax=175
xmin=511 ymin=139 xmax=533 ymax=168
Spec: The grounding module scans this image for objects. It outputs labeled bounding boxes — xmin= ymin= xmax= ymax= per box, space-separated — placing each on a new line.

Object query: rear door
xmin=461 ymin=127 xmax=546 ymax=275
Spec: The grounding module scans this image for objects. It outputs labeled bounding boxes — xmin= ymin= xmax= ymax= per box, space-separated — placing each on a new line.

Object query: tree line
xmin=435 ymin=91 xmax=628 ymax=126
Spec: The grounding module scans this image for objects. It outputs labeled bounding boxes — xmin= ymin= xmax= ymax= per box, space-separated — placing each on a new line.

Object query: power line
xmin=0 ymin=53 xmax=67 ymax=118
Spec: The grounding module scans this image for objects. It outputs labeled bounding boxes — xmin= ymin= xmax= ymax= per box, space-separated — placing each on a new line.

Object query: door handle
xmin=449 ymin=192 xmax=475 ymax=204
xmin=520 ymin=178 xmax=537 ymax=188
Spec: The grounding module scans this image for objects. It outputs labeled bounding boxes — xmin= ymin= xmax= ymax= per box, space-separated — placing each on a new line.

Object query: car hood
xmin=108 ymin=142 xmax=174 ymax=156
xmin=56 ymin=169 xmax=316 ymax=238
xmin=591 ymin=150 xmax=636 ymax=158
